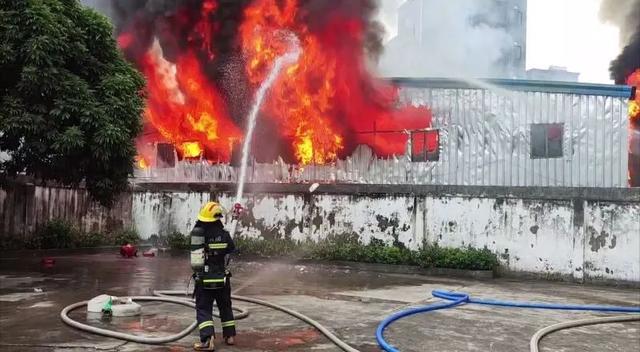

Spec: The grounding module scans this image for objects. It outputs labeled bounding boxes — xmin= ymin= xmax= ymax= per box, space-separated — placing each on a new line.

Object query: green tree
xmin=0 ymin=0 xmax=145 ymax=206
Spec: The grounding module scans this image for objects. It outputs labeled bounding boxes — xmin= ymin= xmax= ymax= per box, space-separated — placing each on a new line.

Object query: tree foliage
xmin=0 ymin=0 xmax=145 ymax=206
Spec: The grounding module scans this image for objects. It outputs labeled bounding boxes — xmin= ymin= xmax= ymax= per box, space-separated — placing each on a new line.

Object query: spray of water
xmin=234 ymin=38 xmax=301 ymax=204
xmin=227 ymin=34 xmax=301 ymax=237
xmin=457 ymin=77 xmax=517 ymax=99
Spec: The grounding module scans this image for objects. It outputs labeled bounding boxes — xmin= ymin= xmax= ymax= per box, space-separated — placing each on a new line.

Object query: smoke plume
xmin=600 ymin=0 xmax=640 ymax=83
xmin=378 ymin=0 xmax=521 ymax=78
xmin=601 ymin=0 xmax=640 ymax=187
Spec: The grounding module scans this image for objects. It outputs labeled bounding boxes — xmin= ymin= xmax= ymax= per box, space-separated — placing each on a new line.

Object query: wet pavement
xmin=0 ymin=250 xmax=639 ymax=351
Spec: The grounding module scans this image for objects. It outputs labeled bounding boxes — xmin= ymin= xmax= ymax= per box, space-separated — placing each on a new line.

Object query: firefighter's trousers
xmin=194 ymin=280 xmax=236 ymax=341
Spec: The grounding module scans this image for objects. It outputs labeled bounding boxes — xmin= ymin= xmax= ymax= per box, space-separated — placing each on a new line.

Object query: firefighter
xmin=190 ymin=201 xmax=236 ymax=351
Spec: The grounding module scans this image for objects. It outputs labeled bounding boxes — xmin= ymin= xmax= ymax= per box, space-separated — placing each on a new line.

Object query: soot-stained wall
xmin=132 ymin=184 xmax=640 ymax=283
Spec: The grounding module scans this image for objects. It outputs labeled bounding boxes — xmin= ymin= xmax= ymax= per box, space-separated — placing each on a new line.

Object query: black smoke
xmin=600 ymin=0 xmax=640 ymax=83
xmin=610 ymin=32 xmax=640 ymax=84
xmin=601 ymin=0 xmax=640 ymax=186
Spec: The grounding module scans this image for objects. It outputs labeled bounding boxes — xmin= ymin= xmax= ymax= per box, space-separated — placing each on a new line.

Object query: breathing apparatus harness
xmin=189 ymin=226 xmax=231 ymax=292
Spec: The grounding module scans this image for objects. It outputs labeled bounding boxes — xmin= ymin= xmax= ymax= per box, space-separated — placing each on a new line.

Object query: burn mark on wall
xmin=572 ymin=199 xmax=584 ymax=227
xmin=375 ymin=214 xmax=398 ymax=232
xmin=283 ymin=221 xmax=298 ymax=240
xmin=327 ymin=212 xmax=336 ymax=227
xmin=583 ymin=261 xmax=596 ymax=271
xmin=587 ymin=226 xmax=613 ymax=252
xmin=312 ymin=213 xmax=323 ymax=228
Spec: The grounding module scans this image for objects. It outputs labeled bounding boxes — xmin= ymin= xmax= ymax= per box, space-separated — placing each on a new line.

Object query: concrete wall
xmin=132 ymin=184 xmax=640 ymax=283
xmin=0 ymin=183 xmax=132 ymax=241
xmin=2 ymin=181 xmax=636 ymax=283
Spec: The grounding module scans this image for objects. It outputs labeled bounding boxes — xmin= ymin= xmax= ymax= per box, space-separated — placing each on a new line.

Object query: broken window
xmin=530 ymin=123 xmax=564 ymax=159
xmin=156 ymin=143 xmax=176 ymax=168
xmin=411 ymin=130 xmax=440 ymax=162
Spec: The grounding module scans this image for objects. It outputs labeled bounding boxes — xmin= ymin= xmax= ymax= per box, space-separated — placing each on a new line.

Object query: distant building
xmin=380 ymin=0 xmax=527 ymax=79
xmin=80 ymin=0 xmax=114 ymax=19
xmin=526 ymin=66 xmax=580 ymax=82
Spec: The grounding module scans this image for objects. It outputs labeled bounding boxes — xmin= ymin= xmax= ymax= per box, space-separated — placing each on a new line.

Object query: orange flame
xmin=181 ymin=142 xmax=203 ymax=158
xmin=136 ymin=155 xmax=149 ymax=169
xmin=628 ymin=69 xmax=640 ymax=123
xmin=239 ymin=0 xmax=431 ymax=165
xmin=240 ymin=0 xmax=342 ymax=164
xmin=120 ymin=0 xmax=431 ymax=167
xmin=139 ymin=40 xmax=241 ymax=161
xmin=627 ymin=69 xmax=640 ymax=187
xmin=630 ymin=100 xmax=640 ymax=121
xmin=121 ymin=0 xmax=241 ymax=163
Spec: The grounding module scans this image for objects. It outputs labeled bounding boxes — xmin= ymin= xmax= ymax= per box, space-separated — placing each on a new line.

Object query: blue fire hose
xmin=376 ymin=290 xmax=640 ymax=352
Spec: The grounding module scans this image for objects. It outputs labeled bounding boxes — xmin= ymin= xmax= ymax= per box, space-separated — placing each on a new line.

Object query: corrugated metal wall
xmin=0 ymin=184 xmax=132 ymax=239
xmin=402 ymin=86 xmax=630 ymax=187
xmin=132 ymin=79 xmax=632 ymax=188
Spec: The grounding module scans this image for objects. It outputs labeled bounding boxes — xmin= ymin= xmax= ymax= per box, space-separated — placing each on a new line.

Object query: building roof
xmin=390 ymin=77 xmax=633 ymax=98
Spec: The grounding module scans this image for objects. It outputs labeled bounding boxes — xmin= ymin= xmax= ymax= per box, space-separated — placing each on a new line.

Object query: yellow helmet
xmin=197 ymin=202 xmax=224 ymax=222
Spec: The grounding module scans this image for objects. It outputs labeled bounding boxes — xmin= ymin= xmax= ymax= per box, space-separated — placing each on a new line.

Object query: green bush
xmin=28 ymin=219 xmax=80 ymax=249
xmin=9 ymin=222 xmax=142 ymax=250
xmin=0 ymin=237 xmax=27 ymax=250
xmin=74 ymin=232 xmax=106 ymax=248
xmin=167 ymin=231 xmax=189 ymax=250
xmin=235 ymin=237 xmax=302 ymax=257
xmin=112 ymin=229 xmax=141 ymax=246
xmin=308 ymin=237 xmax=418 ymax=266
xmin=425 ymin=245 xmax=499 ymax=271
xmin=234 ymin=236 xmax=498 ymax=271
xmin=148 ymin=234 xmax=160 ymax=247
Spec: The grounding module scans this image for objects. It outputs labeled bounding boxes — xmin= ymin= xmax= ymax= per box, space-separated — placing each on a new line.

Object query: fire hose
xmin=376 ymin=290 xmax=640 ymax=352
xmin=60 ymin=290 xmax=360 ymax=352
xmin=529 ymin=315 xmax=640 ymax=352
xmin=61 ymin=288 xmax=640 ymax=351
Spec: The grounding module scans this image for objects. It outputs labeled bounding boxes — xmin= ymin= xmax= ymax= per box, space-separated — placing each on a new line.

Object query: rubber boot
xmin=193 ymin=337 xmax=215 ymax=351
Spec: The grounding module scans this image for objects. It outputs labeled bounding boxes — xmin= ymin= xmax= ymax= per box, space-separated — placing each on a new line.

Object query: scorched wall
xmin=132 ymin=183 xmax=640 ymax=283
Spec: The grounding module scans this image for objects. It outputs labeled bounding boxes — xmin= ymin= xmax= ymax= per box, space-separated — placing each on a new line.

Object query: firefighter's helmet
xmin=197 ymin=202 xmax=224 ymax=222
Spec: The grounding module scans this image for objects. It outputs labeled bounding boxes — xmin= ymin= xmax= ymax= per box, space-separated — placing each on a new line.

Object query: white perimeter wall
xmin=133 ymin=191 xmax=640 ymax=283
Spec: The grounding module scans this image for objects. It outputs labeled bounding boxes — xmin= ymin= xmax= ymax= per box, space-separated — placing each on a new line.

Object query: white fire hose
xmin=60 ymin=289 xmax=360 ymax=352
xmin=530 ymin=315 xmax=640 ymax=352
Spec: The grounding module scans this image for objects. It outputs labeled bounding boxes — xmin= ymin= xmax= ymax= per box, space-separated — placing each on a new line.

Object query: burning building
xmin=80 ymin=0 xmax=637 ymax=188
xmin=101 ymin=0 xmax=432 ymax=169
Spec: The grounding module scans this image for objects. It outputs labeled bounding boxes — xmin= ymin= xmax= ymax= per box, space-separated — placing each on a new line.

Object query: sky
xmin=377 ymin=0 xmax=622 ymax=84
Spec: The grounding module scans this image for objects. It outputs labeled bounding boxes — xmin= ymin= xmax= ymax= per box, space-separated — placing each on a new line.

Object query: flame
xmin=628 ymin=69 xmax=640 ymax=123
xmin=630 ymin=101 xmax=640 ymax=122
xmin=627 ymin=69 xmax=640 ymax=187
xmin=119 ymin=0 xmax=241 ymax=164
xmin=194 ymin=0 xmax=218 ymax=60
xmin=136 ymin=155 xmax=149 ymax=169
xmin=239 ymin=0 xmax=431 ymax=164
xmin=181 ymin=142 xmax=203 ymax=158
xmin=120 ymin=0 xmax=432 ymax=167
xmin=137 ymin=39 xmax=240 ymax=162
xmin=240 ymin=0 xmax=342 ymax=164
xmin=118 ymin=32 xmax=134 ymax=49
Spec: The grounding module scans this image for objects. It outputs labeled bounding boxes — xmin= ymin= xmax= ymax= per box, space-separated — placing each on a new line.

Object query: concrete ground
xmin=0 ymin=250 xmax=638 ymax=352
